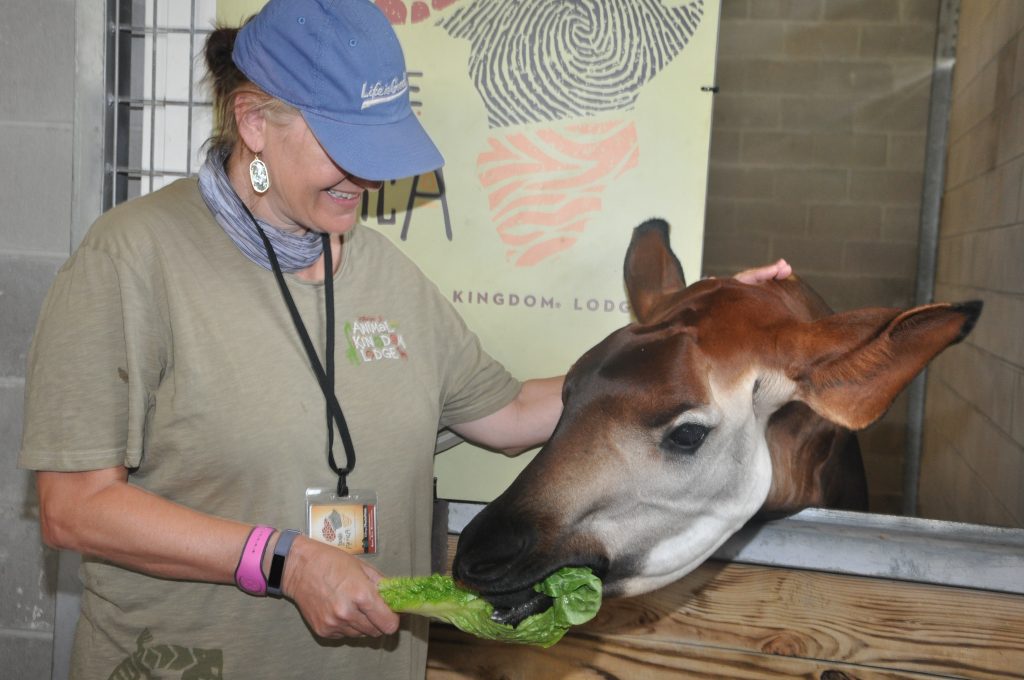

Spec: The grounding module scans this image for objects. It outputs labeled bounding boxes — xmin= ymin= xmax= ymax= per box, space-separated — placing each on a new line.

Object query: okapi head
xmin=454 ymin=219 xmax=982 ymax=621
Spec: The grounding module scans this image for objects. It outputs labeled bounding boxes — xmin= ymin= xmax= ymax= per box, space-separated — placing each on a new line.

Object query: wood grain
xmin=432 ymin=538 xmax=1024 ymax=679
xmin=428 ymin=625 xmax=945 ymax=680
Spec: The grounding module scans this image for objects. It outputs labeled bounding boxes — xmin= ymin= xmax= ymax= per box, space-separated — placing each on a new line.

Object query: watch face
xmin=267 ymin=559 xmax=284 ymax=594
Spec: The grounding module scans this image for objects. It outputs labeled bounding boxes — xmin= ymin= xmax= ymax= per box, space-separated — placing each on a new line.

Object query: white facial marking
xmin=612 ymin=368 xmax=774 ymax=597
xmin=752 ymin=369 xmax=798 ymax=419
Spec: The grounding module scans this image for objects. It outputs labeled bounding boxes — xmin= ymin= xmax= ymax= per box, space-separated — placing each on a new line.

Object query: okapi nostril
xmin=466 ymin=557 xmax=512 ymax=581
xmin=460 ymin=532 xmax=531 ymax=582
xmin=454 ymin=512 xmax=537 ymax=587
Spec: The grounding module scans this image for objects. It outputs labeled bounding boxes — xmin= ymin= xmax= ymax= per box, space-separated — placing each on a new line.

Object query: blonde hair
xmin=203 ymin=24 xmax=298 ymax=153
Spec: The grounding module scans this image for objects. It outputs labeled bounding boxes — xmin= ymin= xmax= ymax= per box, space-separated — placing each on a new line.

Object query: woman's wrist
xmin=266 ymin=529 xmax=300 ymax=597
xmin=278 ymin=534 xmax=318 ymax=599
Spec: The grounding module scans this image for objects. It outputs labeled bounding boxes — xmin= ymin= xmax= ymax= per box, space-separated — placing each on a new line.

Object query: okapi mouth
xmin=458 ymin=555 xmax=611 ymax=628
xmin=477 ymin=559 xmax=611 ymax=627
xmin=484 ymin=588 xmax=555 ymax=627
xmin=452 ymin=496 xmax=610 ymax=623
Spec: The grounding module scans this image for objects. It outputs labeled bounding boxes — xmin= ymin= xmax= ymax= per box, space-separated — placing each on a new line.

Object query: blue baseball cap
xmin=232 ymin=0 xmax=444 ymax=181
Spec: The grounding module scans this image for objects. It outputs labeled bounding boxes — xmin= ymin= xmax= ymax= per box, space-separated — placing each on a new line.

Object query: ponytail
xmin=203 ymin=22 xmax=296 ymax=155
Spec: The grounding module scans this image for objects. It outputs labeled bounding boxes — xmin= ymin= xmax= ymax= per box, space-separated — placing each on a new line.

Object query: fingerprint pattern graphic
xmin=438 ymin=0 xmax=705 ymax=128
xmin=374 ymin=0 xmax=706 ymax=266
xmin=479 ymin=120 xmax=639 ymax=267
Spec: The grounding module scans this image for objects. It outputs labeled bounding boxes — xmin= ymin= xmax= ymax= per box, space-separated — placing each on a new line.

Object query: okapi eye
xmin=664 ymin=423 xmax=710 ymax=453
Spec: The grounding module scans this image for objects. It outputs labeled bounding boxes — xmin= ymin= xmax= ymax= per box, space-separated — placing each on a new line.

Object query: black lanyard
xmin=243 ymin=204 xmax=357 ymax=497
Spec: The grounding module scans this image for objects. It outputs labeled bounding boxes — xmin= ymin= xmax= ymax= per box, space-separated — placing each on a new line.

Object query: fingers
xmin=733 ymin=258 xmax=792 ymax=285
xmin=358 ymin=559 xmax=385 ymax=585
xmin=320 ymin=585 xmax=399 ymax=638
xmin=306 ymin=570 xmax=400 ymax=639
xmin=775 ymin=258 xmax=793 ymax=279
xmin=359 ymin=591 xmax=402 ymax=636
xmin=281 ymin=536 xmax=400 ymax=639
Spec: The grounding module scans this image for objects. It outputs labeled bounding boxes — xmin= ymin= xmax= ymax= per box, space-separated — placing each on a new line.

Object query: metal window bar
xmin=105 ymin=0 xmax=215 ymax=210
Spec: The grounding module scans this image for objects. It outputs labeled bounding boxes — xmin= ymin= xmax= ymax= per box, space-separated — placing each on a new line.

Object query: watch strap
xmin=267 ymin=529 xmax=300 ymax=597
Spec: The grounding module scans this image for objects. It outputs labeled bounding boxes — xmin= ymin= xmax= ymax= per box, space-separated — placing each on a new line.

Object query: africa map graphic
xmin=376 ymin=0 xmax=705 ymax=265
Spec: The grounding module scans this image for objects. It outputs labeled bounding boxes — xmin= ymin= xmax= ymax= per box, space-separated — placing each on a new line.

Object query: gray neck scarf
xmin=198 ymin=145 xmax=322 ymax=272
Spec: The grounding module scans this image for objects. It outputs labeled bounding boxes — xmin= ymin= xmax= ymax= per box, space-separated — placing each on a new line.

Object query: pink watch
xmin=234 ymin=525 xmax=275 ymax=596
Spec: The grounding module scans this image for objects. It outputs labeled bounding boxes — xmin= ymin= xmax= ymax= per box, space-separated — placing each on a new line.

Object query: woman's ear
xmin=233 ymin=92 xmax=266 ymax=154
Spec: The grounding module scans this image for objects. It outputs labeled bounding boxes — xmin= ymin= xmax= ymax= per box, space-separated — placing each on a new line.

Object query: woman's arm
xmin=450 ymin=376 xmax=565 ymax=454
xmin=36 ymin=468 xmax=399 ymax=638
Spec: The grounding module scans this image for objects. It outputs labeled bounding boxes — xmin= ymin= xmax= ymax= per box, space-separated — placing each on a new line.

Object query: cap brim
xmin=302 ymin=109 xmax=445 ymax=182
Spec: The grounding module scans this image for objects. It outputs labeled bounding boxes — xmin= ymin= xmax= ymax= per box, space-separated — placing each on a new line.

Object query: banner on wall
xmin=218 ymin=0 xmax=720 ymax=501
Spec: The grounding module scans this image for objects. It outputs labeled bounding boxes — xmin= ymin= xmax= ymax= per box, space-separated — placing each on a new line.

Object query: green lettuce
xmin=377 ymin=567 xmax=602 ymax=648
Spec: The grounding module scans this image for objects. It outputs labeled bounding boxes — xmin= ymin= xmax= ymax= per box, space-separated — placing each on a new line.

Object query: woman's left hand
xmin=733 ymin=258 xmax=792 ymax=285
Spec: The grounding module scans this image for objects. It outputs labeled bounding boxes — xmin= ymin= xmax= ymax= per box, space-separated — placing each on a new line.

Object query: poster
xmin=219 ymin=0 xmax=720 ymax=501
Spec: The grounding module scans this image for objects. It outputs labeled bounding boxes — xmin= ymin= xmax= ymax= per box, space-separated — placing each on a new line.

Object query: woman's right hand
xmin=279 ymin=535 xmax=400 ymax=639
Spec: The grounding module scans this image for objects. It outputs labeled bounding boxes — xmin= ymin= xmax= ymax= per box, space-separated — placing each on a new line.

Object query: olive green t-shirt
xmin=19 ymin=178 xmax=520 ymax=679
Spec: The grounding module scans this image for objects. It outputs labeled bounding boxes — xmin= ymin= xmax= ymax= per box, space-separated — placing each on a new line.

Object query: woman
xmin=20 ymin=1 xmax=789 ymax=678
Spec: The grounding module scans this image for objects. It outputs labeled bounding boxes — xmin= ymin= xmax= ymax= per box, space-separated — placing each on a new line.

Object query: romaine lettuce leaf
xmin=377 ymin=567 xmax=602 ymax=648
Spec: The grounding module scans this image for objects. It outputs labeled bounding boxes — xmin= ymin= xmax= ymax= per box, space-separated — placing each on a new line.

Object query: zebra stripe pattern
xmin=478 ymin=120 xmax=639 ymax=266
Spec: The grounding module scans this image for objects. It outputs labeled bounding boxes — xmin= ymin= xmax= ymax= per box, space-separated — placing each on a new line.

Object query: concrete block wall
xmin=919 ymin=0 xmax=1024 ymax=528
xmin=0 ymin=0 xmax=78 ymax=675
xmin=702 ymin=0 xmax=941 ymax=513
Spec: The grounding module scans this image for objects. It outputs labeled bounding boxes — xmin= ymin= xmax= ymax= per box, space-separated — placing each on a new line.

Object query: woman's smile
xmin=326 ymin=188 xmax=359 ymax=201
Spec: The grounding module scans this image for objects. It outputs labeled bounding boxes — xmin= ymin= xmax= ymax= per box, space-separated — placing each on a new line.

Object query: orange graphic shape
xmin=375 ymin=0 xmax=462 ymax=25
xmin=477 ymin=120 xmax=639 ymax=267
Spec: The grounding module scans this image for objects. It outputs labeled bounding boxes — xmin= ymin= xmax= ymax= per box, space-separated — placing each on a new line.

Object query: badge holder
xmin=306 ymin=487 xmax=378 ymax=556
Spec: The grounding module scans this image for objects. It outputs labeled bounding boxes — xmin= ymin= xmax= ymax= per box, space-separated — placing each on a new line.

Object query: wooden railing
xmin=428 ymin=535 xmax=1024 ymax=679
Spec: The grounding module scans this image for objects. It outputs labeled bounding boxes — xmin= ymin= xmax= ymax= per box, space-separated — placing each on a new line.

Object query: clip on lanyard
xmin=243 ymin=204 xmax=356 ymax=497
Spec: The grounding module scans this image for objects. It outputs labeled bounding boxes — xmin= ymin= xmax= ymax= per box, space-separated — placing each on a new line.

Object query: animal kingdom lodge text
xmin=451 ymin=290 xmax=631 ymax=313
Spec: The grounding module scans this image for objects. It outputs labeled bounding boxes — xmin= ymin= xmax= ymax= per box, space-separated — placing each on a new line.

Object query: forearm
xmin=37 ymin=468 xmax=252 ymax=584
xmin=510 ymin=376 xmax=565 ymax=448
xmin=36 ymin=467 xmax=399 ymax=637
xmin=451 ymin=375 xmax=565 ymax=453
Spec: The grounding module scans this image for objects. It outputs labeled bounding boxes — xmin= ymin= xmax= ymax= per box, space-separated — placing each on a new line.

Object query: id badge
xmin=306 ymin=488 xmax=378 ymax=556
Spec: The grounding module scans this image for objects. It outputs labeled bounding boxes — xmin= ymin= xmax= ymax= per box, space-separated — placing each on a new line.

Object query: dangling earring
xmin=249 ymin=153 xmax=270 ymax=194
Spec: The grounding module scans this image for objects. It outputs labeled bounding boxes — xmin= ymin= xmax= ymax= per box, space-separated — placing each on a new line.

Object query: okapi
xmin=454 ymin=219 xmax=982 ymax=623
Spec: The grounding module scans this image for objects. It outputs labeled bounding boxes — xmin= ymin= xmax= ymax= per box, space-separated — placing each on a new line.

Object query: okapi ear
xmin=625 ymin=219 xmax=687 ymax=324
xmin=784 ymin=301 xmax=982 ymax=430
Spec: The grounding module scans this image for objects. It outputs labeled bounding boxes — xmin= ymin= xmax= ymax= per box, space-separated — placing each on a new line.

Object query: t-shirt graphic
xmin=346 ymin=316 xmax=409 ymax=364
xmin=108 ymin=629 xmax=223 ymax=680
